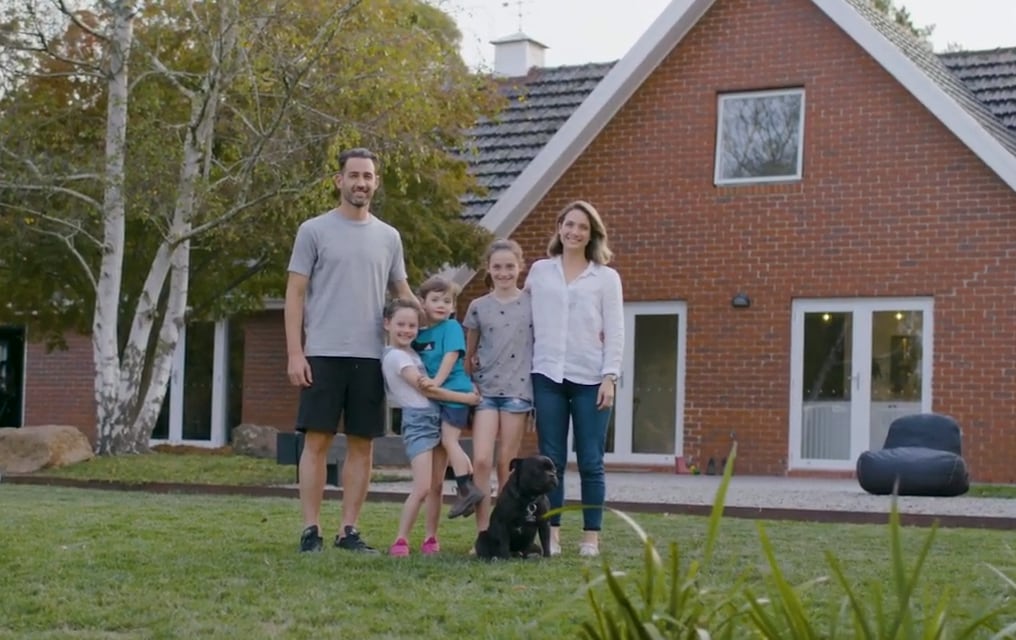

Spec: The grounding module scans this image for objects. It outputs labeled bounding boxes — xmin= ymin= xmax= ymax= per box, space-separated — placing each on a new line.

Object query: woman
xmin=525 ymin=200 xmax=624 ymax=557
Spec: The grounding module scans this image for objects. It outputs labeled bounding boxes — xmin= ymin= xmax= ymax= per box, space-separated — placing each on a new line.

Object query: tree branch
xmin=175 ymin=184 xmax=309 ymax=243
xmin=19 ymin=221 xmax=98 ymax=291
xmin=0 ymin=181 xmax=104 ymax=214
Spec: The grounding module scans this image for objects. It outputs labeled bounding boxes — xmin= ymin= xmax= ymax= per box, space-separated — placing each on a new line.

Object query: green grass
xmin=33 ymin=451 xmax=296 ymax=485
xmin=31 ymin=452 xmax=410 ymax=486
xmin=1 ymin=485 xmax=1013 ymax=639
xmin=968 ymin=483 xmax=1016 ymax=499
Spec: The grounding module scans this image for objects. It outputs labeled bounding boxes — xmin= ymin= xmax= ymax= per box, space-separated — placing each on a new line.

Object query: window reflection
xmin=717 ymin=89 xmax=804 ymax=183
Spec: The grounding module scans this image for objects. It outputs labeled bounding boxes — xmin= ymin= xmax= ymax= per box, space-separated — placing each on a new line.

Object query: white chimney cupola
xmin=490 ymin=32 xmax=548 ymax=77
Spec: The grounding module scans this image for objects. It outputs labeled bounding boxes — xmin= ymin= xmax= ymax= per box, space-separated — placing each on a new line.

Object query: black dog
xmin=474 ymin=455 xmax=558 ymax=560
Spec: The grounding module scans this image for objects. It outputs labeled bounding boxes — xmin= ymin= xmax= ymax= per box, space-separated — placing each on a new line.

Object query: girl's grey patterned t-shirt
xmin=462 ymin=292 xmax=533 ymax=401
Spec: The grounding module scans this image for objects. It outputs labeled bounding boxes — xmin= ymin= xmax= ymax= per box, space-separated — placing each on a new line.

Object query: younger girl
xmin=382 ymin=299 xmax=480 ymax=557
xmin=463 ymin=239 xmax=534 ymax=534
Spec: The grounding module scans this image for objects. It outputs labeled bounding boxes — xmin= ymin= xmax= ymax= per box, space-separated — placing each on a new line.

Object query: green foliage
xmin=0 ymin=0 xmax=501 ymax=336
xmin=869 ymin=0 xmax=935 ymax=41
xmin=576 ymin=446 xmax=1016 ymax=638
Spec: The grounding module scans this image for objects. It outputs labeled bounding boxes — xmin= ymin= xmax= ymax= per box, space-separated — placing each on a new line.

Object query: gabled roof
xmin=460 ymin=63 xmax=613 ymax=221
xmin=455 ymin=0 xmax=1016 ymax=285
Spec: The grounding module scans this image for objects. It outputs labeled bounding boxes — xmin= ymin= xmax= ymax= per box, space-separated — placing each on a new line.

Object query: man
xmin=285 ymin=147 xmax=415 ymax=553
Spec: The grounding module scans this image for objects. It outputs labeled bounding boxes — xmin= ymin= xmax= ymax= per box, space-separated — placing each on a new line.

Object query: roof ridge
xmin=938 ymin=46 xmax=1016 ymax=58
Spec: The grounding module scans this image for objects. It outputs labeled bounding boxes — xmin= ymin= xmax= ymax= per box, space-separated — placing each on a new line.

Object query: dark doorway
xmin=0 ymin=326 xmax=26 ymax=427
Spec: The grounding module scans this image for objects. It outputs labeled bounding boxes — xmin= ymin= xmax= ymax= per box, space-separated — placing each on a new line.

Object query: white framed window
xmin=714 ymin=88 xmax=805 ymax=185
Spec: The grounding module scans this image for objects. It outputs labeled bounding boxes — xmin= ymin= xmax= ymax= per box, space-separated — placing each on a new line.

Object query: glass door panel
xmin=182 ymin=322 xmax=215 ymax=441
xmin=0 ymin=326 xmax=25 ymax=428
xmin=800 ymin=311 xmax=853 ymax=461
xmin=598 ymin=301 xmax=685 ymax=465
xmin=631 ymin=314 xmax=679 ymax=455
xmin=869 ymin=310 xmax=924 ymax=450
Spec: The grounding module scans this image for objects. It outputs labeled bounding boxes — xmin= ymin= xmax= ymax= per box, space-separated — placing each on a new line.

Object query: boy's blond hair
xmin=418 ymin=275 xmax=460 ymax=300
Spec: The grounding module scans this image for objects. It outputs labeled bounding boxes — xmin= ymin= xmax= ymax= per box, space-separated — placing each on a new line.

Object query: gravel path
xmin=370 ymin=472 xmax=1016 ymax=520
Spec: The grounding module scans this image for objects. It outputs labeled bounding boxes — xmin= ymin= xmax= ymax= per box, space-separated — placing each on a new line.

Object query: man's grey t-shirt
xmin=462 ymin=291 xmax=533 ymax=401
xmin=287 ymin=211 xmax=406 ymax=359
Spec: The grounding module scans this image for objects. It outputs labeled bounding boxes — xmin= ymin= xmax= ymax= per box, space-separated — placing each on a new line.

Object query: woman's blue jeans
xmin=532 ymin=373 xmax=611 ymax=531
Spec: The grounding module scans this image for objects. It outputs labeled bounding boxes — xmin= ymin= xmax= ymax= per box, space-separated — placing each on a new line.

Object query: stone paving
xmin=368 ymin=471 xmax=1016 ymax=521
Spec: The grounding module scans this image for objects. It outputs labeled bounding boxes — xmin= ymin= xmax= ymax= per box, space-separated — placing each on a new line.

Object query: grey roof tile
xmin=939 ymin=47 xmax=1016 ymax=131
xmin=458 ymin=6 xmax=1016 ymax=220
xmin=456 ymin=62 xmax=614 ymax=220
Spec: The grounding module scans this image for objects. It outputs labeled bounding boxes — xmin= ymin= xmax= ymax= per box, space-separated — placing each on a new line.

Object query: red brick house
xmin=9 ymin=0 xmax=1016 ymax=482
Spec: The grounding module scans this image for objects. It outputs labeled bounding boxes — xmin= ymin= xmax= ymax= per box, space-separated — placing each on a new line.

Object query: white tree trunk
xmin=94 ymin=2 xmax=134 ymax=455
xmin=104 ymin=5 xmax=233 ymax=449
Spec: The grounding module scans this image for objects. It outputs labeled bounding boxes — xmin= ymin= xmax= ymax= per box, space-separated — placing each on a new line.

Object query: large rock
xmin=232 ymin=424 xmax=279 ymax=459
xmin=0 ymin=425 xmax=94 ymax=474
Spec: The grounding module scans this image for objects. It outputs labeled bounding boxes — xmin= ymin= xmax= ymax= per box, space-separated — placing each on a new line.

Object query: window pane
xmin=718 ymin=91 xmax=803 ymax=182
xmin=631 ymin=314 xmax=678 ymax=455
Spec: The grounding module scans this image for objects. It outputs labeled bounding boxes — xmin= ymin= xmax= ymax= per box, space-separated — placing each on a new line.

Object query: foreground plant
xmin=573 ymin=445 xmax=743 ymax=639
xmin=746 ymin=509 xmax=1015 ymax=639
xmin=575 ymin=445 xmax=1016 ymax=639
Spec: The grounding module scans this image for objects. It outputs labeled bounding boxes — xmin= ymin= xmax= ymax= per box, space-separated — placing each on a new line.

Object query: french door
xmin=151 ymin=320 xmax=243 ymax=447
xmin=789 ymin=298 xmax=933 ymax=471
xmin=600 ymin=301 xmax=687 ymax=465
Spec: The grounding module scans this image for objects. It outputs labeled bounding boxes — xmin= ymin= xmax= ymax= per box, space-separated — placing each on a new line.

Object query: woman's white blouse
xmin=525 ymin=257 xmax=624 ymax=385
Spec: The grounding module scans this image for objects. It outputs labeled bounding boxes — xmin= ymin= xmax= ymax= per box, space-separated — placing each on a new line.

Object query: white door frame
xmin=788 ymin=297 xmax=934 ymax=471
xmin=149 ymin=320 xmax=230 ymax=448
xmin=574 ymin=300 xmax=686 ymax=466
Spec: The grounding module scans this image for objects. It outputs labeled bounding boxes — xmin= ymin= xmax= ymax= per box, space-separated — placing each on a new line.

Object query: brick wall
xmin=459 ymin=0 xmax=1016 ymax=481
xmin=240 ymin=312 xmax=300 ymax=430
xmin=24 ymin=331 xmax=96 ymax=441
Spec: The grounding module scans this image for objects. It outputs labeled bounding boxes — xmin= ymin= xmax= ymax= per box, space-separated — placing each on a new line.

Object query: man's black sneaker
xmin=334 ymin=526 xmax=380 ymax=554
xmin=300 ymin=525 xmax=323 ymax=553
xmin=448 ymin=480 xmax=484 ymax=519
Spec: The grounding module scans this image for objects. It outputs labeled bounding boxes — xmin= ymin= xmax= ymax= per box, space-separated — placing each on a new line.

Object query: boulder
xmin=232 ymin=424 xmax=279 ymax=459
xmin=0 ymin=425 xmax=94 ymax=473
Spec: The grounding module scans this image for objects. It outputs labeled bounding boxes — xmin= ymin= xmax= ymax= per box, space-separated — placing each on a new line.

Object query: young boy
xmin=414 ymin=276 xmax=484 ymax=518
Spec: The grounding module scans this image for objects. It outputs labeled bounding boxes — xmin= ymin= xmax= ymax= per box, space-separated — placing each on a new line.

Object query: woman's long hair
xmin=546 ymin=200 xmax=614 ymax=265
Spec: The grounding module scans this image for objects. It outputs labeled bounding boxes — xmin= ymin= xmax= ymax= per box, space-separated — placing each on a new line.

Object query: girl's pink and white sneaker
xmin=420 ymin=536 xmax=440 ymax=555
xmin=389 ymin=538 xmax=410 ymax=557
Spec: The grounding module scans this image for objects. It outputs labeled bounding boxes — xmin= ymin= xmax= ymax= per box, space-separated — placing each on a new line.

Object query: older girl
xmin=463 ymin=239 xmax=534 ymax=535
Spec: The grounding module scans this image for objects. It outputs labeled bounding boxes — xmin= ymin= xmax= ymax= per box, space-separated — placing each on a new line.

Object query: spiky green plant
xmin=572 ymin=444 xmax=1016 ymax=639
xmin=743 ymin=492 xmax=1016 ymax=639
xmin=574 ymin=445 xmax=744 ymax=639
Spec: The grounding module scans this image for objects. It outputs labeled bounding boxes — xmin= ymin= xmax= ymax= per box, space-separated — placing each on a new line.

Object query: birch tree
xmin=0 ymin=0 xmax=499 ymax=453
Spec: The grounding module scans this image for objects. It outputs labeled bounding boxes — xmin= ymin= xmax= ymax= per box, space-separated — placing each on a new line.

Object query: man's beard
xmin=344 ymin=189 xmax=370 ymax=206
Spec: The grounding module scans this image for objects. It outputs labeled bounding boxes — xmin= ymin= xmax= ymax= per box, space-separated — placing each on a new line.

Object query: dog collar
xmin=524 ymin=502 xmax=540 ymax=523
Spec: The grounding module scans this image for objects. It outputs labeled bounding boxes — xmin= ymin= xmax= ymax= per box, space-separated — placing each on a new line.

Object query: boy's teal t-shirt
xmin=413 ymin=318 xmax=473 ymax=406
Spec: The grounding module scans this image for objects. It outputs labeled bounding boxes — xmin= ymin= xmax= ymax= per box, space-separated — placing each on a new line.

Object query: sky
xmin=437 ymin=0 xmax=1016 ymax=70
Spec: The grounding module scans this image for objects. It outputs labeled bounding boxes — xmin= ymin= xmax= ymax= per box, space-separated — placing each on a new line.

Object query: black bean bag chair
xmin=856 ymin=413 xmax=970 ymax=497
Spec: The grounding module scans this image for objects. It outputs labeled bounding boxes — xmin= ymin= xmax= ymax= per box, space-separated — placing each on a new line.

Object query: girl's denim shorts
xmin=400 ymin=404 xmax=441 ymax=460
xmin=475 ymin=396 xmax=532 ymax=413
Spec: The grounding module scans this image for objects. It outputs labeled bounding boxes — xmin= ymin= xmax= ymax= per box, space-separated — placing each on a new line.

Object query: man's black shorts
xmin=296 ymin=357 xmax=385 ymax=438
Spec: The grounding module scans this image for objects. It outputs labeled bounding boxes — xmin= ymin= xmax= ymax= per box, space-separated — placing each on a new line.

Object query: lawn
xmin=31 ymin=450 xmax=410 ymax=486
xmin=1 ymin=484 xmax=1014 ymax=639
